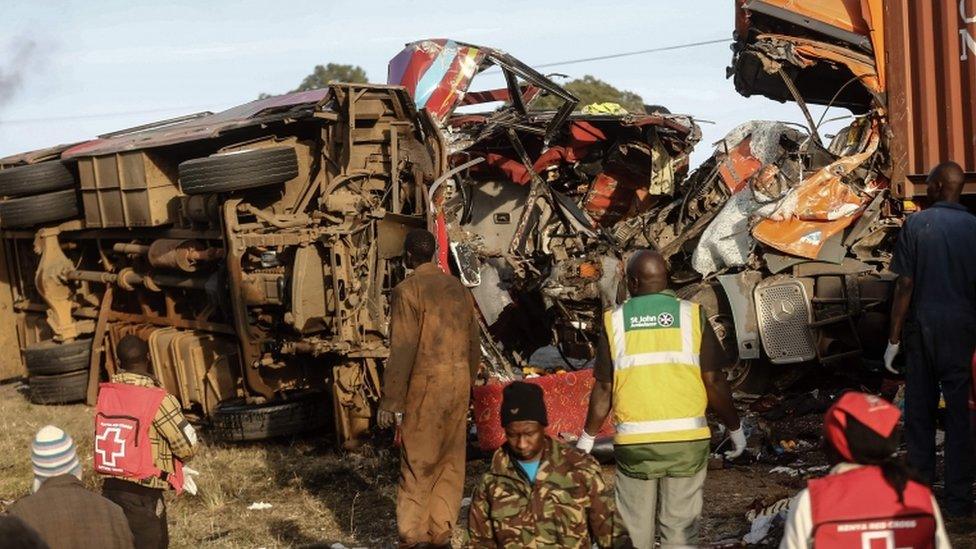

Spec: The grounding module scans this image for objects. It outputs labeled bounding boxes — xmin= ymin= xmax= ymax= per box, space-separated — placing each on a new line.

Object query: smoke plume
xmin=0 ymin=39 xmax=41 ymax=109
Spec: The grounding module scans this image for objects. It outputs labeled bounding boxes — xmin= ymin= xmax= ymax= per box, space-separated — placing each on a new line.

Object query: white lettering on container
xmin=961 ymin=0 xmax=976 ymax=24
xmin=963 ymin=1 xmax=976 ymax=61
xmin=961 ymin=29 xmax=976 ymax=61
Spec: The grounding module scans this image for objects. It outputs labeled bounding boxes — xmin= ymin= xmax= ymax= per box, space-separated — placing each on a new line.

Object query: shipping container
xmin=886 ymin=0 xmax=976 ymax=197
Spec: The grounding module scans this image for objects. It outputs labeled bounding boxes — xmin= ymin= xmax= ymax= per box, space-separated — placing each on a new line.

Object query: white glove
xmin=724 ymin=427 xmax=747 ymax=459
xmin=884 ymin=342 xmax=901 ymax=374
xmin=182 ymin=466 xmax=200 ymax=496
xmin=576 ymin=431 xmax=596 ymax=454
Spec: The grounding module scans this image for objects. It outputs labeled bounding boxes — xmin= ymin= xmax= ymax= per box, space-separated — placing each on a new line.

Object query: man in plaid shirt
xmin=99 ymin=335 xmax=199 ymax=549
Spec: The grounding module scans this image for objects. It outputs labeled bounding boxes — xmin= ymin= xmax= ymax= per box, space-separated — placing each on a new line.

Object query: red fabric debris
xmin=583 ymin=172 xmax=632 ymax=226
xmin=479 ymin=121 xmax=608 ymax=185
xmin=472 ymin=369 xmax=614 ymax=451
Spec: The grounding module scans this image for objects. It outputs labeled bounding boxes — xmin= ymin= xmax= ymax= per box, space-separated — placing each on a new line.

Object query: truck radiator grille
xmin=755 ymin=281 xmax=816 ymax=364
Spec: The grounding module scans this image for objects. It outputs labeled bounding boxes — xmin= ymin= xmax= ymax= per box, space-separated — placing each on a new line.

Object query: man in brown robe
xmin=378 ymin=228 xmax=481 ymax=548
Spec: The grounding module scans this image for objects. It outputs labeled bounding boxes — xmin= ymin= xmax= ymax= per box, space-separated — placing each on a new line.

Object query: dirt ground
xmin=1 ymin=381 xmax=975 ymax=548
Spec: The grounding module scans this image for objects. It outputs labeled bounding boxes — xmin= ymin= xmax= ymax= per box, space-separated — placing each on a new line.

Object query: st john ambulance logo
xmin=657 ymin=312 xmax=674 ymax=327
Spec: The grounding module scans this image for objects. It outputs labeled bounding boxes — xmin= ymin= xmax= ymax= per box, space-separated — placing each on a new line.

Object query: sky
xmin=0 ymin=0 xmax=850 ymax=168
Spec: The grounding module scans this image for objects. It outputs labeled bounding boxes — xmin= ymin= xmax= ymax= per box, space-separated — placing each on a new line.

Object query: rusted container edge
xmin=888 ymin=0 xmax=976 ymax=197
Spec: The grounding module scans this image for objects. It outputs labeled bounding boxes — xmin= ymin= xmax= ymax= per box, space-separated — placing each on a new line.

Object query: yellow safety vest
xmin=605 ymin=292 xmax=710 ymax=445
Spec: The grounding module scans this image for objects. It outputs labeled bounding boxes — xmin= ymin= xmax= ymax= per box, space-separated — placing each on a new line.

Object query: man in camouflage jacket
xmin=467 ymin=382 xmax=628 ymax=548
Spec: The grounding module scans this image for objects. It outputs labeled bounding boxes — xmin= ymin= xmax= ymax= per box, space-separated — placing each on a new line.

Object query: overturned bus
xmin=0 ymin=40 xmax=700 ymax=446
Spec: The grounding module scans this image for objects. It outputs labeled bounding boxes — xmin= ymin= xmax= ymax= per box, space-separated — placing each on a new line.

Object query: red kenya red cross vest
xmin=94 ymin=382 xmax=184 ymax=493
xmin=809 ymin=466 xmax=935 ymax=549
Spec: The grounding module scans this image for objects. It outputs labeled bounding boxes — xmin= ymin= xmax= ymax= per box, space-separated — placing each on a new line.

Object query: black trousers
xmin=904 ymin=311 xmax=976 ymax=515
xmin=102 ymin=478 xmax=168 ymax=549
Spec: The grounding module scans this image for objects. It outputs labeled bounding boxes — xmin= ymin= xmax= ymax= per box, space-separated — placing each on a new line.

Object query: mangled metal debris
xmin=382 ymin=31 xmax=905 ymax=400
xmin=0 ymin=3 xmax=959 ymax=450
xmin=388 ymin=38 xmax=702 ymax=375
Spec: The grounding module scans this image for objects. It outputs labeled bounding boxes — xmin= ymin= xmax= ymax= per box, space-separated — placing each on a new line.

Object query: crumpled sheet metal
xmin=469 ymin=259 xmax=514 ymax=327
xmin=753 ymin=129 xmax=880 ymax=259
xmin=718 ymin=137 xmax=762 ymax=193
xmin=388 ymin=39 xmax=487 ymax=124
xmin=754 ymin=33 xmax=882 ymax=94
xmin=477 ymin=117 xmax=678 ymax=228
xmin=793 ymin=42 xmax=881 ymax=94
xmin=753 ymin=188 xmax=861 ymax=259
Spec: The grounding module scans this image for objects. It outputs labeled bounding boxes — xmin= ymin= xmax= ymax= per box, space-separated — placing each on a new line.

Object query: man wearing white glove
xmin=886 ymin=162 xmax=976 ymax=517
xmin=883 ymin=341 xmax=900 ymax=375
xmin=182 ymin=467 xmax=200 ymax=496
xmin=578 ymin=250 xmax=743 ymax=548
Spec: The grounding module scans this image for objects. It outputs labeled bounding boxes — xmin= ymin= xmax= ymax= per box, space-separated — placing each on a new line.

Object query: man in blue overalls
xmin=887 ymin=161 xmax=976 ymax=517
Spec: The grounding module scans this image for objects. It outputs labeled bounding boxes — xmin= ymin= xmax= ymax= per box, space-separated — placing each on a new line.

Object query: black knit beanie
xmin=501 ymin=381 xmax=548 ymax=427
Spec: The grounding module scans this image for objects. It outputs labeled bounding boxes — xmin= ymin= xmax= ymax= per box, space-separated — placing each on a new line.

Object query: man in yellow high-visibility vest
xmin=578 ymin=249 xmax=745 ymax=548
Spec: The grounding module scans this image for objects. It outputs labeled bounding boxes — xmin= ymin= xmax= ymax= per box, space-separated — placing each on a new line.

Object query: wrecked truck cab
xmin=632 ymin=111 xmax=894 ymax=393
xmin=656 ymin=0 xmax=939 ymax=392
xmin=669 ymin=128 xmax=899 ymax=396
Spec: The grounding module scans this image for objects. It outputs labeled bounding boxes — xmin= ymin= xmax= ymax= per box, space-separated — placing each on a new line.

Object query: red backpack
xmin=94 ymin=382 xmax=184 ymax=493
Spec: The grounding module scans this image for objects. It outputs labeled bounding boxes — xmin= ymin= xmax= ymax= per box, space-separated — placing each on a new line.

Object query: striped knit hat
xmin=30 ymin=425 xmax=81 ymax=493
